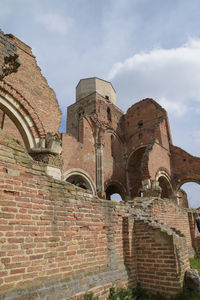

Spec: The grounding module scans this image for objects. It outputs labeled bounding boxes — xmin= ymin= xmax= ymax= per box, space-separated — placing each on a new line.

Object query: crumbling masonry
xmin=0 ymin=30 xmax=199 ymax=299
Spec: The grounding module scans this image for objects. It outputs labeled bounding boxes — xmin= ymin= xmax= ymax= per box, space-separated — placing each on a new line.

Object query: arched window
xmin=107 ymin=107 xmax=112 ymax=122
xmin=138 ymin=120 xmax=143 ymax=129
xmin=64 ymin=169 xmax=96 ymax=195
xmin=158 ymin=176 xmax=172 ymax=198
xmin=105 ymin=183 xmax=125 ymax=201
xmin=66 ymin=175 xmax=90 ymax=190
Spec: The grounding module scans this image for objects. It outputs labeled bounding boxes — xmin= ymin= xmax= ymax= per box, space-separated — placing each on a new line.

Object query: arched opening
xmin=0 ymin=95 xmax=36 ymax=150
xmin=127 ymin=147 xmax=146 ymax=198
xmin=107 ymin=107 xmax=112 ymax=122
xmin=158 ymin=176 xmax=172 ymax=198
xmin=66 ymin=175 xmax=91 ymax=190
xmin=177 ymin=182 xmax=200 ymax=208
xmin=105 ymin=184 xmax=124 ymax=201
xmin=138 ymin=120 xmax=143 ymax=129
xmin=64 ymin=169 xmax=96 ymax=195
xmin=0 ymin=109 xmax=25 ymax=147
xmin=110 ymin=193 xmax=122 ymax=202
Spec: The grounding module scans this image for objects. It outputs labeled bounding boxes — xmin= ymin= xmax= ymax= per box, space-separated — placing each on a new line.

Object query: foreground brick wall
xmin=152 ymin=199 xmax=192 ymax=250
xmin=135 ymin=219 xmax=189 ymax=297
xmin=0 ymin=130 xmax=136 ymax=299
xmin=0 ymin=131 xmax=190 ymax=299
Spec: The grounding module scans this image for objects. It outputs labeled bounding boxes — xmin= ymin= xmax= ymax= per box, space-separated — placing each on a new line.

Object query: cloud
xmin=36 ymin=12 xmax=73 ymax=35
xmin=108 ymin=39 xmax=200 ymax=116
xmin=192 ymin=131 xmax=200 ymax=145
xmin=158 ymin=97 xmax=187 ymax=117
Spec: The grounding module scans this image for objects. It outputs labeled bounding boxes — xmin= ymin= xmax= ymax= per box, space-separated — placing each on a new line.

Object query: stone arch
xmin=156 ymin=170 xmax=172 ymax=198
xmin=127 ymin=146 xmax=147 ymax=198
xmin=63 ymin=168 xmax=96 ymax=195
xmin=105 ymin=180 xmax=126 ymax=201
xmin=0 ymin=81 xmax=45 ymax=150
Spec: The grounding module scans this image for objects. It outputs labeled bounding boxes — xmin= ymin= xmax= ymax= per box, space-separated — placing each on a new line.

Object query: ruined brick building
xmin=0 ymin=30 xmax=200 ymax=299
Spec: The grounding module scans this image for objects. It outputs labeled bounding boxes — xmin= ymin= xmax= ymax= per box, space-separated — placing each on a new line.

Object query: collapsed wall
xmin=0 ymin=130 xmax=190 ymax=299
xmin=0 ymin=29 xmax=20 ymax=79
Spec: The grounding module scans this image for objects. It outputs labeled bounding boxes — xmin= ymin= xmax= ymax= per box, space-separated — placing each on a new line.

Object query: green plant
xmin=173 ymin=287 xmax=200 ymax=300
xmin=79 ymin=293 xmax=99 ymax=300
xmin=108 ymin=286 xmax=135 ymax=300
xmin=79 ymin=285 xmax=200 ymax=300
xmin=133 ymin=286 xmax=166 ymax=300
xmin=190 ymin=251 xmax=200 ymax=276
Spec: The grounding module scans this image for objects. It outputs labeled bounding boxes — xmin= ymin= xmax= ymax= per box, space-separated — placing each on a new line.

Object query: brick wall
xmin=170 ymin=145 xmax=200 ymax=190
xmin=0 ymin=112 xmax=25 ymax=147
xmin=148 ymin=142 xmax=171 ymax=180
xmin=135 ymin=219 xmax=189 ymax=297
xmin=0 ymin=30 xmax=20 ymax=79
xmin=0 ymin=130 xmax=136 ymax=299
xmin=62 ymin=120 xmax=96 ymax=184
xmin=152 ymin=199 xmax=192 ymax=250
xmin=124 ymin=98 xmax=170 ymax=157
xmin=188 ymin=211 xmax=200 ymax=252
xmin=0 ymin=131 xmax=190 ymax=299
xmin=3 ymin=34 xmax=61 ymax=134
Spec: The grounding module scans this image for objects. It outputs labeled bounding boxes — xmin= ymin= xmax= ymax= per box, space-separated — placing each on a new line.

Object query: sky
xmin=1 ymin=0 xmax=200 ymax=207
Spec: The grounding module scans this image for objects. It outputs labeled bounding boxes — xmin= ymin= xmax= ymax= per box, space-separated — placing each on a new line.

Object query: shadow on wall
xmin=122 ymin=217 xmax=136 ymax=287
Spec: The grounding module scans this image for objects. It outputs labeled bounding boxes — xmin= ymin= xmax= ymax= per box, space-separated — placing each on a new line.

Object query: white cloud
xmin=158 ymin=97 xmax=187 ymax=117
xmin=192 ymin=131 xmax=200 ymax=145
xmin=108 ymin=39 xmax=200 ymax=116
xmin=36 ymin=12 xmax=73 ymax=35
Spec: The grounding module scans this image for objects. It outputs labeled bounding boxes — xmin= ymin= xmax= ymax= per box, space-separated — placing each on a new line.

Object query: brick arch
xmin=0 ymin=81 xmax=45 ymax=141
xmin=63 ymin=168 xmax=96 ymax=195
xmin=156 ymin=170 xmax=173 ymax=198
xmin=127 ymin=146 xmax=147 ymax=198
xmin=105 ymin=179 xmax=126 ymax=200
xmin=176 ymin=178 xmax=200 ymax=192
xmin=106 ymin=129 xmax=123 ymax=144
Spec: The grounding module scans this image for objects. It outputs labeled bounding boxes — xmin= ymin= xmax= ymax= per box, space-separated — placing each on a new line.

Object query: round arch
xmin=176 ymin=179 xmax=200 ymax=208
xmin=105 ymin=180 xmax=126 ymax=201
xmin=63 ymin=168 xmax=96 ymax=195
xmin=106 ymin=129 xmax=123 ymax=144
xmin=0 ymin=82 xmax=46 ymax=150
xmin=156 ymin=170 xmax=173 ymax=198
xmin=0 ymin=95 xmax=36 ymax=150
xmin=176 ymin=178 xmax=200 ymax=192
xmin=126 ymin=145 xmax=148 ymax=168
xmin=127 ymin=146 xmax=147 ymax=198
